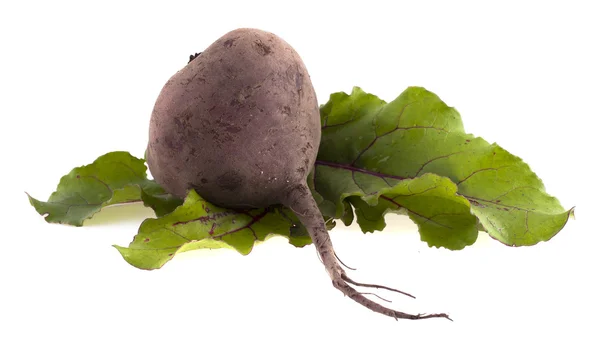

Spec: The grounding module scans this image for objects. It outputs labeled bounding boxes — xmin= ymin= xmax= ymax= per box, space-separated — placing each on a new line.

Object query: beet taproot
xmin=146 ymin=28 xmax=449 ymax=320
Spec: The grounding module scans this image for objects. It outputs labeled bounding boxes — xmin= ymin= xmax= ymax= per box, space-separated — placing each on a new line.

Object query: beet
xmin=147 ymin=28 xmax=448 ymax=320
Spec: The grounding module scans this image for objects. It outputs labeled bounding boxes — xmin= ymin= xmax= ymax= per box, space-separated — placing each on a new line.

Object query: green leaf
xmin=114 ymin=190 xmax=310 ymax=270
xmin=28 ymin=151 xmax=182 ymax=226
xmin=140 ymin=181 xmax=183 ymax=217
xmin=348 ymin=174 xmax=478 ymax=250
xmin=315 ymin=86 xmax=572 ymax=248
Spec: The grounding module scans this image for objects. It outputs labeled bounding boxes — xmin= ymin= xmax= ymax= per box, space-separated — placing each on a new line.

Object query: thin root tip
xmin=419 ymin=313 xmax=452 ymax=321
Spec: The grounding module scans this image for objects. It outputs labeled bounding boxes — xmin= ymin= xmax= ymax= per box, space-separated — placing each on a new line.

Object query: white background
xmin=1 ymin=0 xmax=598 ymax=347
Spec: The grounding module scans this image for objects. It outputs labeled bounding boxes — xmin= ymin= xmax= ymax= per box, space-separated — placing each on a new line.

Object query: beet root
xmin=147 ymin=28 xmax=449 ymax=320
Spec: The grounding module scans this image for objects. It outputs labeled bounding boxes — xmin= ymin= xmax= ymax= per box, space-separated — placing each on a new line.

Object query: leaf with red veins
xmin=28 ymin=151 xmax=182 ymax=226
xmin=349 ymin=174 xmax=478 ymax=250
xmin=315 ymin=86 xmax=573 ymax=248
xmin=114 ymin=190 xmax=309 ymax=270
